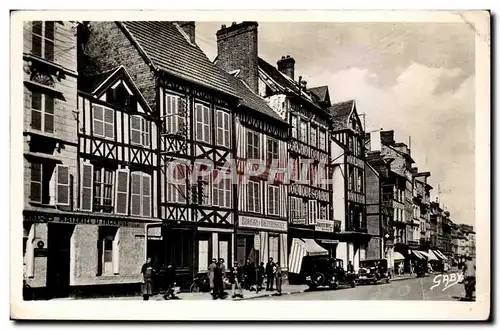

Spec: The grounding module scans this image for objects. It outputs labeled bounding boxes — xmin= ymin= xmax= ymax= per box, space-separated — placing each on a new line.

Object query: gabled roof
xmin=308 ymin=86 xmax=331 ymax=106
xmin=257 ymin=57 xmax=324 ymax=111
xmin=224 ymin=70 xmax=287 ymax=124
xmin=120 ymin=21 xmax=238 ymax=98
xmin=329 ymin=100 xmax=355 ymax=131
xmin=78 ymin=65 xmax=153 ymax=113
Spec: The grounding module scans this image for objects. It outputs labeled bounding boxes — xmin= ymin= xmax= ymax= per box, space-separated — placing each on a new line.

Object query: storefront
xmin=235 ymin=216 xmax=288 ymax=270
xmin=196 ymin=227 xmax=233 ymax=272
xmin=23 ymin=210 xmax=160 ymax=299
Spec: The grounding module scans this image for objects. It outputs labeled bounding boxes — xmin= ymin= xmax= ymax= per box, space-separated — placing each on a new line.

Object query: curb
xmin=234 ymin=288 xmax=308 ymax=301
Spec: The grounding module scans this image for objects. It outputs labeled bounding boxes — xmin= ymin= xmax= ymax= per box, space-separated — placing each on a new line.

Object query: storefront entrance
xmin=164 ymin=227 xmax=194 ymax=290
xmin=47 ymin=224 xmax=74 ymax=298
xmin=236 ymin=233 xmax=259 ymax=266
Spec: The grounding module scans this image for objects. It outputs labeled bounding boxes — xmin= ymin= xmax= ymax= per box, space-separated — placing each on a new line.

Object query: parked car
xmin=358 ymin=258 xmax=391 ymax=285
xmin=303 ymin=256 xmax=357 ymax=290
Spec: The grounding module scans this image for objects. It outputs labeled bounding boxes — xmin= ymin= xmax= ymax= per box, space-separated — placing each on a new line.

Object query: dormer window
xmin=106 ymin=82 xmax=137 ymax=111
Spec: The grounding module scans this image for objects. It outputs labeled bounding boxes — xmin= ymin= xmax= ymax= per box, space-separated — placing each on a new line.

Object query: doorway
xmin=164 ymin=227 xmax=194 ymax=290
xmin=47 ymin=224 xmax=74 ymax=298
xmin=236 ymin=233 xmax=259 ymax=266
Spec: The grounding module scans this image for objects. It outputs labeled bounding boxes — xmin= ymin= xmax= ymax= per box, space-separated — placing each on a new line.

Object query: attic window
xmin=106 ymin=83 xmax=137 ymax=111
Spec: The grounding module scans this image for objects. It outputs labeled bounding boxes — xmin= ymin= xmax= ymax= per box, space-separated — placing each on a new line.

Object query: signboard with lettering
xmin=238 ymin=216 xmax=288 ymax=232
xmin=24 ymin=214 xmax=147 ymax=228
xmin=289 ymin=184 xmax=329 ymax=202
xmin=254 ymin=234 xmax=260 ymax=250
xmin=292 ymin=218 xmax=307 ymax=225
xmin=315 ymin=219 xmax=335 ymax=233
xmin=34 ymin=248 xmax=48 ymax=257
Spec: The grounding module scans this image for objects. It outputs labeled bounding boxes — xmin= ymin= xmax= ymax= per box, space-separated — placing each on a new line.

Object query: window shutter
xmin=80 ymin=163 xmax=93 ymax=211
xmin=112 ymin=229 xmax=120 ymax=275
xmin=130 ymin=172 xmax=141 ymax=216
xmin=115 ymin=170 xmax=129 ymax=215
xmin=142 ymin=174 xmax=151 ymax=217
xmin=130 ymin=115 xmax=141 ymax=144
xmin=196 ymin=104 xmax=203 ymax=140
xmin=56 ymin=165 xmax=70 ymax=205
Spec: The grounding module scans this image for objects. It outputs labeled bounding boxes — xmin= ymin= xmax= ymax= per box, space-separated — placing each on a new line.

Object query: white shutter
xmin=130 ymin=172 xmax=142 ymax=216
xmin=80 ymin=163 xmax=93 ymax=211
xmin=308 ymin=200 xmax=318 ymax=225
xmin=198 ymin=240 xmax=209 ymax=272
xmin=56 ymin=164 xmax=70 ymax=205
xmin=112 ymin=228 xmax=120 ymax=274
xmin=142 ymin=174 xmax=151 ymax=217
xmin=114 ymin=169 xmax=129 ymax=215
xmin=130 ymin=115 xmax=141 ymax=144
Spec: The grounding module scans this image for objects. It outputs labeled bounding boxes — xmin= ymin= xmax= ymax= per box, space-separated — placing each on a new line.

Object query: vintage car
xmin=358 ymin=258 xmax=391 ymax=285
xmin=303 ymin=256 xmax=357 ymax=290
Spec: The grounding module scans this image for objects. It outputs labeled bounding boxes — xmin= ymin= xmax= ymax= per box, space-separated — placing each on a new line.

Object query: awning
xmin=394 ymin=252 xmax=405 ymax=261
xmin=419 ymin=251 xmax=431 ymax=259
xmin=426 ymin=250 xmax=439 ymax=261
xmin=288 ymin=238 xmax=329 ymax=274
xmin=434 ymin=250 xmax=447 ymax=260
xmin=411 ymin=250 xmax=425 ymax=259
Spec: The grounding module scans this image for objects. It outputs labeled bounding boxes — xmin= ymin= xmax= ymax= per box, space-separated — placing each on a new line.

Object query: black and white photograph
xmin=9 ymin=10 xmax=490 ymax=321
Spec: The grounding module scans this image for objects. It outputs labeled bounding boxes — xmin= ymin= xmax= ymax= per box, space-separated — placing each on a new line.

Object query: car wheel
xmin=312 ymin=272 xmax=326 ymax=287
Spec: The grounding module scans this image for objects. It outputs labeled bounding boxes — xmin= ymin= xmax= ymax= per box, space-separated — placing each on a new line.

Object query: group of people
xmin=208 ymin=257 xmax=283 ymax=300
xmin=140 ymin=257 xmax=178 ymax=301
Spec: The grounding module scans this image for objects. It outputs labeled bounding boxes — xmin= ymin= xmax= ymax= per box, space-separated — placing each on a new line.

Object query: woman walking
xmin=141 ymin=257 xmax=155 ymax=301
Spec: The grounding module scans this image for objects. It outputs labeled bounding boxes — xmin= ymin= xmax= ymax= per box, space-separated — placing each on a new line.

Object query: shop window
xmin=30 ymin=91 xmax=54 ymax=133
xmin=219 ymin=240 xmax=229 ymax=266
xmin=97 ymin=227 xmax=119 ymax=276
xmin=269 ymin=235 xmax=279 ymax=263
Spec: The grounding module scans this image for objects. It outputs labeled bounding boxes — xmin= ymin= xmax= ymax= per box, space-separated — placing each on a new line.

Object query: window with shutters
xmin=164 ymin=94 xmax=186 ymax=135
xmin=93 ymin=167 xmax=114 ymax=213
xmin=299 ymin=120 xmax=308 ymax=143
xmin=308 ymin=200 xmax=318 ymax=225
xmin=267 ymin=184 xmax=279 ymax=216
xmin=56 ymin=165 xmax=70 ymax=206
xmin=166 ymin=164 xmax=187 ymax=204
xmin=80 ymin=163 xmax=94 ymax=211
xmin=212 ymin=170 xmax=231 ymax=208
xmin=291 ymin=115 xmax=298 ymax=139
xmin=198 ymin=240 xmax=209 ymax=272
xmin=30 ymin=162 xmax=56 ymax=204
xmin=247 ymin=180 xmax=261 ymax=213
xmin=31 ymin=21 xmax=54 ymax=61
xmin=267 ymin=137 xmax=278 ymax=163
xmin=115 ymin=170 xmax=129 ymax=215
xmin=93 ymin=105 xmax=114 ymax=139
xmin=97 ymin=227 xmax=119 ymax=276
xmin=31 ymin=91 xmax=54 ymax=133
xmin=130 ymin=172 xmax=152 ymax=217
xmin=290 ymin=197 xmax=301 ymax=220
xmin=319 ymin=129 xmax=326 ymax=150
xmin=130 ymin=115 xmax=150 ymax=147
xmin=247 ymin=130 xmax=260 ymax=159
xmin=216 ymin=110 xmax=230 ymax=148
xmin=195 ymin=103 xmax=211 ymax=143
xmin=310 ymin=125 xmax=317 ymax=148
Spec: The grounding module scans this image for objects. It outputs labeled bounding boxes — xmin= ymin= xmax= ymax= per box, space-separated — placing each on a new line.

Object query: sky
xmin=195 ymin=21 xmax=475 ymax=226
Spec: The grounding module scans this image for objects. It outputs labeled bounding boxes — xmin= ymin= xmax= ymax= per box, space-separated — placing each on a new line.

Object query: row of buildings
xmin=21 ymin=21 xmax=475 ymax=299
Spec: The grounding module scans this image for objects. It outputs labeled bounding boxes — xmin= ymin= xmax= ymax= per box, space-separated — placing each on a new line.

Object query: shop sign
xmin=292 ymin=218 xmax=307 ymax=225
xmin=34 ymin=248 xmax=48 ymax=257
xmin=315 ymin=219 xmax=335 ymax=233
xmin=24 ymin=214 xmax=146 ymax=228
xmin=254 ymin=234 xmax=260 ymax=250
xmin=239 ymin=216 xmax=287 ymax=232
xmin=319 ymin=239 xmax=339 ymax=244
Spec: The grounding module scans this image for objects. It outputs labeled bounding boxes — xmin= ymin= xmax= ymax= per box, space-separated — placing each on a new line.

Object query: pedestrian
xmin=462 ymin=256 xmax=475 ymax=300
xmin=266 ymin=257 xmax=276 ymax=291
xmin=141 ymin=257 xmax=155 ymax=301
xmin=208 ymin=258 xmax=217 ymax=294
xmin=256 ymin=262 xmax=265 ymax=293
xmin=163 ymin=263 xmax=177 ymax=300
xmin=230 ymin=261 xmax=244 ymax=298
xmin=275 ymin=263 xmax=283 ymax=296
xmin=398 ymin=262 xmax=404 ymax=276
xmin=243 ymin=258 xmax=253 ymax=290
xmin=410 ymin=261 xmax=414 ymax=276
xmin=212 ymin=259 xmax=225 ymax=300
xmin=347 ymin=261 xmax=355 ymax=274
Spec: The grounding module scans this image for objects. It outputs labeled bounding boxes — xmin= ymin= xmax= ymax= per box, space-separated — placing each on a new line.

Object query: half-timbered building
xmin=216 ymin=23 xmax=290 ymax=269
xmin=22 ymin=21 xmax=79 ymax=299
xmin=74 ymin=65 xmax=161 ymax=294
xmin=330 ymin=100 xmax=370 ymax=271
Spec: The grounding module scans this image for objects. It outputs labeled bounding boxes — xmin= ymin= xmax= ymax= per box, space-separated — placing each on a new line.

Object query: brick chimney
xmin=174 ymin=21 xmax=196 ymax=44
xmin=277 ymin=55 xmax=295 ymax=80
xmin=380 ymin=130 xmax=395 ymax=145
xmin=216 ymin=21 xmax=259 ymax=93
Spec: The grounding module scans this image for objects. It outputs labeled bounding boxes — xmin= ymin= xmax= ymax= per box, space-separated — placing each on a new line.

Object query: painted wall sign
xmin=315 ymin=219 xmax=335 ymax=233
xmin=289 ymin=184 xmax=329 ymax=202
xmin=291 ymin=218 xmax=307 ymax=225
xmin=238 ymin=216 xmax=288 ymax=232
xmin=24 ymin=214 xmax=147 ymax=228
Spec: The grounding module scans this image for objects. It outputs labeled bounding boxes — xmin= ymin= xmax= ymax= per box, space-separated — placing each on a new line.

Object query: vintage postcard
xmin=10 ymin=10 xmax=490 ymax=320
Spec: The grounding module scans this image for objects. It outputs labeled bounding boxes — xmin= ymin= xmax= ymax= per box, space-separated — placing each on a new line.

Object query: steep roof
xmin=78 ymin=66 xmax=118 ymax=94
xmin=329 ymin=100 xmax=354 ymax=130
xmin=308 ymin=86 xmax=330 ymax=106
xmin=121 ymin=21 xmax=238 ymax=98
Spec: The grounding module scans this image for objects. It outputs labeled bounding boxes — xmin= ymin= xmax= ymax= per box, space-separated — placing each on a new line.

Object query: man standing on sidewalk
xmin=275 ymin=263 xmax=283 ymax=296
xmin=266 ymin=257 xmax=276 ymax=291
xmin=462 ymin=256 xmax=476 ymax=300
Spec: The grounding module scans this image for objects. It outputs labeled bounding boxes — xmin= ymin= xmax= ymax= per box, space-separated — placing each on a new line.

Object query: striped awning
xmin=433 ymin=250 xmax=447 ymax=260
xmin=394 ymin=252 xmax=405 ymax=261
xmin=426 ymin=250 xmax=439 ymax=261
xmin=411 ymin=250 xmax=425 ymax=259
xmin=419 ymin=251 xmax=431 ymax=259
xmin=288 ymin=238 xmax=329 ymax=274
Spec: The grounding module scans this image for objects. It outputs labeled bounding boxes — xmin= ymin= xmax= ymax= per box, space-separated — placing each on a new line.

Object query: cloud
xmin=322 ymin=63 xmax=475 ymax=225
